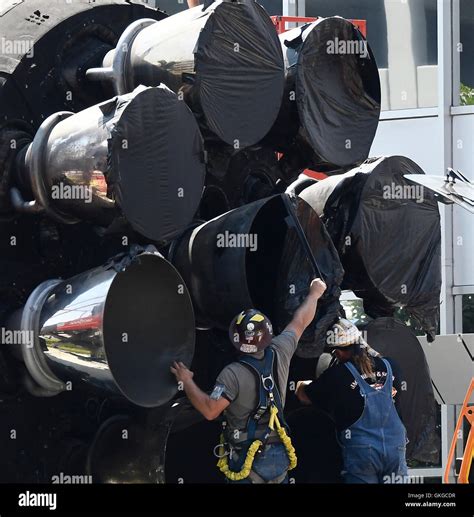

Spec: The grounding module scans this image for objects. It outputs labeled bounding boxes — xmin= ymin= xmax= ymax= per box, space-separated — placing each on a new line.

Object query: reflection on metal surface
xmin=87 ymin=0 xmax=285 ymax=147
xmin=9 ymin=251 xmax=196 ymax=408
xmin=41 ymin=272 xmax=113 ymax=371
xmin=11 ymin=85 xmax=205 ymax=242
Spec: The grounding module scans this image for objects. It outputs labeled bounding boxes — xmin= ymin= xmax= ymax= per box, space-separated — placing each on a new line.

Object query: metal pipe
xmin=86 ymin=18 xmax=159 ymax=95
xmin=6 ymin=280 xmax=65 ymax=394
xmin=87 ymin=0 xmax=285 ymax=148
xmin=13 ymin=85 xmax=206 ymax=243
xmin=7 ymin=251 xmax=196 ymax=407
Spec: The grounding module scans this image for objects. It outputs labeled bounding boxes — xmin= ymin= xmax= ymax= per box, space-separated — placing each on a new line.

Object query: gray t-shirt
xmin=214 ymin=330 xmax=298 ymax=441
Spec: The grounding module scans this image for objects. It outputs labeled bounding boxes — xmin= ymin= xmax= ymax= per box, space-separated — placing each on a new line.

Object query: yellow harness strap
xmin=217 ymin=405 xmax=297 ymax=481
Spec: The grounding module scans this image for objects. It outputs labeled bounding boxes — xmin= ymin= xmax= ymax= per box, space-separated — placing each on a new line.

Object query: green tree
xmin=460 ymin=83 xmax=474 ymax=106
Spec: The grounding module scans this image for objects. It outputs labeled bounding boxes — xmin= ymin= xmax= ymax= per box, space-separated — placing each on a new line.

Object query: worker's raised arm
xmin=284 ymin=278 xmax=327 ymax=341
xmin=187 ymin=0 xmax=201 ymax=7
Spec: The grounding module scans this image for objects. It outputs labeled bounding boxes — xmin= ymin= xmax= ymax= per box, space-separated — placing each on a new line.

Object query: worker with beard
xmin=296 ymin=318 xmax=408 ymax=484
xmin=170 ymin=278 xmax=327 ymax=483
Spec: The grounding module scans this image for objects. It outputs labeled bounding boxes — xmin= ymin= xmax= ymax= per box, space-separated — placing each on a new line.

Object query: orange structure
xmin=271 ymin=15 xmax=367 ymax=37
xmin=444 ymin=378 xmax=474 ymax=483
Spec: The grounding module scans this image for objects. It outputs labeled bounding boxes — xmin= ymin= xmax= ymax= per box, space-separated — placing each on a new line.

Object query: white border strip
xmin=380 ymin=107 xmax=438 ymax=120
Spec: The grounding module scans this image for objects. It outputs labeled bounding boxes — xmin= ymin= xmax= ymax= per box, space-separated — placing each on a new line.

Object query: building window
xmin=151 ymin=0 xmax=283 ymax=15
xmin=304 ymin=0 xmax=438 ymax=110
xmin=462 ymin=294 xmax=474 ymax=332
xmin=458 ymin=0 xmax=474 ymax=105
xmin=258 ymin=0 xmax=283 ymax=15
xmin=340 ymin=295 xmax=427 ymax=336
xmin=152 ymin=0 xmax=187 ymax=15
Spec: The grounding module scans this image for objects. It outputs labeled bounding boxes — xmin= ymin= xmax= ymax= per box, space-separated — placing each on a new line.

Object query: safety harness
xmin=215 ymin=347 xmax=297 ymax=482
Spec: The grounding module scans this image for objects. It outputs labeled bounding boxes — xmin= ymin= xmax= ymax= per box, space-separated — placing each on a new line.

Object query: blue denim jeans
xmin=227 ymin=443 xmax=290 ymax=484
xmin=341 ymin=443 xmax=408 ymax=484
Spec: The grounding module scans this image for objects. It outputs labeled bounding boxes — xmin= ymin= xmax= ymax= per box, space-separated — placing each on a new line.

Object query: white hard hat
xmin=327 ymin=318 xmax=363 ymax=348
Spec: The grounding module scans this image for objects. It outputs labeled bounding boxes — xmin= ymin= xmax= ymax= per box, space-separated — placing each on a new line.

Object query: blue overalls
xmin=339 ymin=359 xmax=408 ymax=484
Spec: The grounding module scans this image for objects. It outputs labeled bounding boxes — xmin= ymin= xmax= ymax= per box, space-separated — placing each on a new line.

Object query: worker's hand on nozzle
xmin=310 ymin=278 xmax=327 ymax=299
xmin=295 ymin=380 xmax=312 ymax=405
xmin=170 ymin=361 xmax=194 ymax=384
xmin=296 ymin=380 xmax=311 ymax=391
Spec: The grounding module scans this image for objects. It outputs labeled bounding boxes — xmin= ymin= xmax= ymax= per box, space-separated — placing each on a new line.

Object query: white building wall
xmin=370 ymin=116 xmax=441 ymax=173
xmin=452 ymin=114 xmax=474 ymax=287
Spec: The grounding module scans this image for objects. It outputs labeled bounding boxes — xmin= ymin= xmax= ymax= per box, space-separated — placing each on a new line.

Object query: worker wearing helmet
xmin=170 ymin=277 xmax=327 ymax=483
xmin=296 ymin=318 xmax=408 ymax=483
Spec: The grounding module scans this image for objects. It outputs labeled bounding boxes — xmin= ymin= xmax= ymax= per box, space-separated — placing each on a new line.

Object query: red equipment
xmin=271 ymin=15 xmax=367 ymax=37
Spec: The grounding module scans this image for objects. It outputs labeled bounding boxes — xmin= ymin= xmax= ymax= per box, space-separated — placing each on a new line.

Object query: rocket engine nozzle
xmin=10 ymin=85 xmax=206 ymax=244
xmin=7 ymin=251 xmax=195 ymax=408
xmin=268 ymin=16 xmax=381 ymax=172
xmin=87 ymin=0 xmax=285 ymax=148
